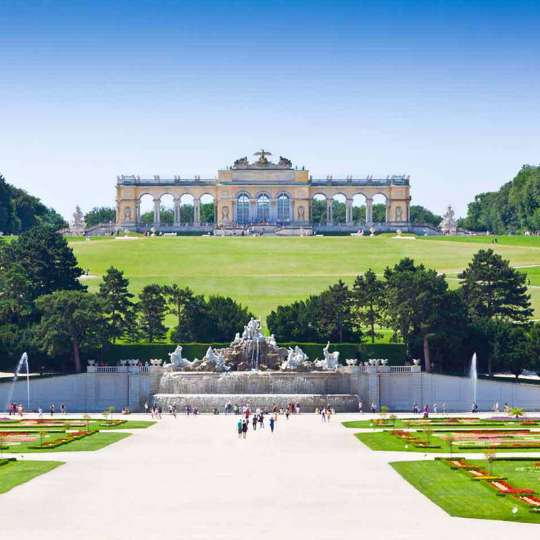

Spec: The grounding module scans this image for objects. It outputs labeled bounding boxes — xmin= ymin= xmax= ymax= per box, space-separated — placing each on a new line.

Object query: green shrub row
xmin=104 ymin=342 xmax=406 ymax=365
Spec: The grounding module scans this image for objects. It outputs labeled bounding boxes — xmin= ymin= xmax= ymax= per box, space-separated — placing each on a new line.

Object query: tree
xmin=85 ymin=207 xmax=116 ymax=228
xmin=267 ymin=300 xmax=320 ymax=342
xmin=352 ymin=269 xmax=385 ymax=343
xmin=170 ymin=291 xmax=208 ymax=341
xmin=163 ymin=285 xmax=194 ymax=332
xmin=314 ymin=281 xmax=358 ymax=342
xmin=0 ymin=226 xmax=84 ymax=300
xmin=205 ymin=296 xmax=253 ymax=342
xmin=0 ymin=175 xmax=18 ymax=233
xmin=137 ymin=285 xmax=167 ymax=342
xmin=459 ymin=249 xmax=532 ymax=322
xmin=409 ymin=205 xmax=442 ymax=227
xmin=98 ymin=267 xmax=134 ymax=342
xmin=384 ymin=258 xmax=453 ymax=368
xmin=35 ymin=291 xmax=107 ymax=372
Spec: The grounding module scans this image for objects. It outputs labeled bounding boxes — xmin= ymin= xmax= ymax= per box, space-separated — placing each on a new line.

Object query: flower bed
xmin=28 ymin=430 xmax=96 ymax=449
xmin=441 ymin=458 xmax=540 ymax=511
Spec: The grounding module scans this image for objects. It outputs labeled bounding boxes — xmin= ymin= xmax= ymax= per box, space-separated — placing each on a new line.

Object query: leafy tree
xmin=140 ymin=207 xmax=174 ymax=226
xmin=205 ymin=296 xmax=253 ymax=342
xmin=311 ymin=199 xmax=326 ymax=225
xmin=0 ymin=226 xmax=84 ymax=300
xmin=409 ymin=205 xmax=442 ymax=227
xmin=267 ymin=300 xmax=320 ymax=342
xmin=352 ymin=269 xmax=385 ymax=343
xmin=98 ymin=267 xmax=134 ymax=342
xmin=0 ymin=175 xmax=18 ymax=233
xmin=137 ymin=285 xmax=167 ymax=342
xmin=85 ymin=207 xmax=116 ymax=227
xmin=315 ymin=281 xmax=358 ymax=342
xmin=170 ymin=291 xmax=208 ymax=341
xmin=200 ymin=202 xmax=215 ymax=224
xmin=0 ymin=262 xmax=35 ymax=325
xmin=35 ymin=291 xmax=107 ymax=372
xmin=459 ymin=249 xmax=532 ymax=322
xmin=527 ymin=323 xmax=540 ymax=375
xmin=384 ymin=258 xmax=454 ymax=368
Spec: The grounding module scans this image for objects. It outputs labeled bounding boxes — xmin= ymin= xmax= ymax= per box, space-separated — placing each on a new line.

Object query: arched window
xmin=237 ymin=194 xmax=250 ymax=224
xmin=277 ymin=194 xmax=290 ymax=222
xmin=256 ymin=194 xmax=270 ymax=223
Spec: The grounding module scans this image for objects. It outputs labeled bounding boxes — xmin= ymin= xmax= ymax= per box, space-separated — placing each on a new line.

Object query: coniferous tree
xmin=138 ymin=285 xmax=167 ymax=342
xmin=99 ymin=266 xmax=134 ymax=342
xmin=459 ymin=249 xmax=532 ymax=322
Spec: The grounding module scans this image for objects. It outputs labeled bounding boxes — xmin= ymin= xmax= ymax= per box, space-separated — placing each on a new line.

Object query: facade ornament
xmin=440 ymin=205 xmax=458 ymax=235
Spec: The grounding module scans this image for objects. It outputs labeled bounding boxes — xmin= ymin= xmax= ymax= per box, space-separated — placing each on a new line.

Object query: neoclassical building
xmin=116 ymin=150 xmax=411 ymax=232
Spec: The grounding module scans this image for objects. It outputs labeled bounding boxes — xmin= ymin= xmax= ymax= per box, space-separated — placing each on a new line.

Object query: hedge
xmin=104 ymin=342 xmax=406 ymax=365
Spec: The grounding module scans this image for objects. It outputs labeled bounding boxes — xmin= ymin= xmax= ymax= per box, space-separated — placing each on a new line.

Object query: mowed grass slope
xmin=71 ymin=235 xmax=540 ymax=321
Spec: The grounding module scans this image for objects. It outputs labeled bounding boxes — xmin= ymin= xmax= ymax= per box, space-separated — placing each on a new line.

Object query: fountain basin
xmin=153 ymin=393 xmax=359 ymax=412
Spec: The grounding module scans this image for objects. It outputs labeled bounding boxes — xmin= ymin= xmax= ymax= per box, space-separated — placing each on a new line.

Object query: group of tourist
xmin=236 ymin=407 xmax=277 ymax=439
xmin=317 ymin=407 xmax=335 ymax=422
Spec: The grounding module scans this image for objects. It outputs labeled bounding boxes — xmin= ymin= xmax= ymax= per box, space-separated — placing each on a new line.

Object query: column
xmin=366 ymin=198 xmax=373 ymax=224
xmin=173 ymin=198 xmax=181 ymax=226
xmin=346 ymin=199 xmax=353 ymax=225
xmin=385 ymin=202 xmax=389 ymax=224
xmin=271 ymin=199 xmax=277 ymax=224
xmin=135 ymin=201 xmax=141 ymax=225
xmin=251 ymin=200 xmax=257 ymax=224
xmin=153 ymin=198 xmax=161 ymax=227
xmin=194 ymin=198 xmax=201 ymax=225
xmin=326 ymin=199 xmax=333 ymax=225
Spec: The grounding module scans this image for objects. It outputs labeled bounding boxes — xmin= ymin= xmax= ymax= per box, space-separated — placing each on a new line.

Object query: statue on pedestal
xmin=440 ymin=205 xmax=458 ymax=235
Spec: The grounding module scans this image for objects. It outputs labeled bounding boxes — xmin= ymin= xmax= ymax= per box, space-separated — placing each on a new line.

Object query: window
xmin=256 ymin=194 xmax=270 ymax=223
xmin=277 ymin=194 xmax=290 ymax=221
xmin=237 ymin=194 xmax=250 ymax=224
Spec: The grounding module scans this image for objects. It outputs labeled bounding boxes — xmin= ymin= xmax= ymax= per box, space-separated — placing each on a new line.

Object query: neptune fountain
xmin=153 ymin=318 xmax=356 ymax=412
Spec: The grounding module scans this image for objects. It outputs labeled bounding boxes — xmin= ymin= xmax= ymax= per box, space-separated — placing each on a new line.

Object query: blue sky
xmin=0 ymin=0 xmax=539 ymax=219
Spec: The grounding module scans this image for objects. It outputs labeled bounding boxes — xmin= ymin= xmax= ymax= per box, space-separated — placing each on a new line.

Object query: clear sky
xmin=1 ymin=0 xmax=539 ymax=219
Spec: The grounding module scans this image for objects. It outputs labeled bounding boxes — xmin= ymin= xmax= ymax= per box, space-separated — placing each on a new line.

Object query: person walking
xmin=144 ymin=401 xmax=149 ymax=415
xmin=242 ymin=419 xmax=248 ymax=439
xmin=269 ymin=416 xmax=275 ymax=433
xmin=50 ymin=403 xmax=55 ymax=416
xmin=258 ymin=413 xmax=264 ymax=429
xmin=358 ymin=401 xmax=363 ymax=414
xmin=237 ymin=417 xmax=243 ymax=439
xmin=172 ymin=404 xmax=177 ymax=418
xmin=60 ymin=403 xmax=66 ymax=415
xmin=252 ymin=415 xmax=257 ymax=431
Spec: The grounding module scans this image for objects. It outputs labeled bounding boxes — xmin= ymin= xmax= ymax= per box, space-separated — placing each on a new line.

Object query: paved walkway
xmin=2 ymin=413 xmax=540 ymax=539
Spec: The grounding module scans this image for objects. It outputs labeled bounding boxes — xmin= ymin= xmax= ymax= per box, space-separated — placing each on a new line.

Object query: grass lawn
xmin=342 ymin=418 xmax=540 ymax=430
xmin=354 ymin=431 xmax=540 ymax=453
xmin=0 ymin=419 xmax=155 ymax=431
xmin=1 ymin=431 xmax=131 ymax=453
xmin=391 ymin=459 xmax=540 ymax=524
xmin=0 ymin=460 xmax=63 ymax=494
xmin=70 ymin=235 xmax=540 ymax=322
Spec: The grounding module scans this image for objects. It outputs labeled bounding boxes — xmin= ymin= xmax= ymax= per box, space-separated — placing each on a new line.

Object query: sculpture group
xmin=167 ymin=319 xmax=341 ymax=373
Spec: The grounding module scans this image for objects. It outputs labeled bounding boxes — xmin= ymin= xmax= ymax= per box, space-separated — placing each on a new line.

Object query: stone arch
xmin=311 ymin=193 xmax=327 ymax=225
xmin=139 ymin=193 xmax=155 ymax=228
xmin=200 ymin=193 xmax=215 ymax=224
xmin=159 ymin=193 xmax=175 ymax=226
xmin=180 ymin=193 xmax=195 ymax=225
xmin=331 ymin=193 xmax=347 ymax=225
xmin=352 ymin=193 xmax=368 ymax=225
xmin=372 ymin=192 xmax=389 ymax=223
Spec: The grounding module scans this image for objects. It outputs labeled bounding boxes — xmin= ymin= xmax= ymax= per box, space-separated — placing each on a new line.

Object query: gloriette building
xmin=115 ymin=150 xmax=411 ymax=234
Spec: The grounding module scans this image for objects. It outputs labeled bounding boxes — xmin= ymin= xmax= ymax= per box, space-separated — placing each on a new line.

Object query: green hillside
xmin=70 ymin=234 xmax=540 ymax=321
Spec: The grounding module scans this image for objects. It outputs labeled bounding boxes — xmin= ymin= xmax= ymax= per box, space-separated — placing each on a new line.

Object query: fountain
xmin=5 ymin=352 xmax=31 ymax=411
xmin=153 ymin=319 xmax=359 ymax=412
xmin=470 ymin=353 xmax=477 ymax=407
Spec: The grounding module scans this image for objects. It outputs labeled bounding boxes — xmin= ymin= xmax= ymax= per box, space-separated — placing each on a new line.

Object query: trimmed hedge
xmin=105 ymin=342 xmax=406 ymax=365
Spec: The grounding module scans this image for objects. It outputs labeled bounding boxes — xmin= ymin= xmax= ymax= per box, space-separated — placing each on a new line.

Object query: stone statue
xmin=68 ymin=205 xmax=86 ymax=235
xmin=254 ymin=149 xmax=272 ymax=166
xmin=222 ymin=206 xmax=230 ymax=220
xmin=168 ymin=346 xmax=194 ymax=369
xmin=278 ymin=156 xmax=292 ymax=168
xmin=267 ymin=334 xmax=277 ymax=347
xmin=205 ymin=347 xmax=229 ymax=372
xmin=298 ymin=206 xmax=305 ymax=220
xmin=124 ymin=206 xmax=132 ymax=221
xmin=282 ymin=345 xmax=308 ymax=370
xmin=242 ymin=317 xmax=263 ymax=341
xmin=440 ymin=205 xmax=458 ymax=235
xmin=315 ymin=342 xmax=339 ymax=370
xmin=233 ymin=157 xmax=249 ymax=168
